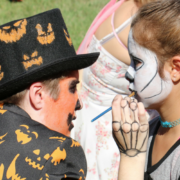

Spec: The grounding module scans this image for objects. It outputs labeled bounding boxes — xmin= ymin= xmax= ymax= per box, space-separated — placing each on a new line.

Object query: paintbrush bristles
xmin=129 ymin=91 xmax=135 ymax=97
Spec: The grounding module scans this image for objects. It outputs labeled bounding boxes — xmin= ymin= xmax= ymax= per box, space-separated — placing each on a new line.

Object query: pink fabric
xmin=77 ymin=0 xmax=126 ymax=54
xmin=111 ymin=12 xmax=127 ymax=49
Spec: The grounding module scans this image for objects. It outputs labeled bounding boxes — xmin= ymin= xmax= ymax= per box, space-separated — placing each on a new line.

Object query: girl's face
xmin=125 ymin=30 xmax=173 ymax=109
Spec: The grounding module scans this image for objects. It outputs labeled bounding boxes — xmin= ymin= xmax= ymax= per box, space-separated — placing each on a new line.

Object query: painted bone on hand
xmin=112 ymin=95 xmax=149 ymax=157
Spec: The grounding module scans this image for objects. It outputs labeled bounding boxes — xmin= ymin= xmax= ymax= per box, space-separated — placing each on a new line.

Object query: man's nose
xmin=75 ymin=94 xmax=83 ymax=110
xmin=125 ymin=71 xmax=134 ymax=83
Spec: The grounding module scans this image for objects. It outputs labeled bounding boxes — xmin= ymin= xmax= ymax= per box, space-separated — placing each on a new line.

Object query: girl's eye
xmin=132 ymin=56 xmax=143 ymax=70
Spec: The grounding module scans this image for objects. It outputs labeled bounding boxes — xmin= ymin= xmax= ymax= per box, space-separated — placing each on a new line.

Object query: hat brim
xmin=0 ymin=52 xmax=99 ymax=100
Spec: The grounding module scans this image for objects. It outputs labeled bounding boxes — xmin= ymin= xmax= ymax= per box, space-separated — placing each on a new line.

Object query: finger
xmin=138 ymin=102 xmax=148 ymax=125
xmin=129 ymin=99 xmax=139 ymax=149
xmin=120 ymin=98 xmax=131 ymax=123
xmin=136 ymin=102 xmax=149 ymax=151
xmin=130 ymin=98 xmax=139 ymax=123
xmin=112 ymin=95 xmax=126 ymax=151
xmin=112 ymin=95 xmax=122 ymax=123
xmin=120 ymin=98 xmax=133 ymax=150
xmin=124 ymin=96 xmax=131 ymax=104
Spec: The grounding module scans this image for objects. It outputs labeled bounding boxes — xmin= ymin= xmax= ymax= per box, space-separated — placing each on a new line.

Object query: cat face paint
xmin=42 ymin=70 xmax=82 ymax=136
xmin=125 ymin=30 xmax=173 ymax=108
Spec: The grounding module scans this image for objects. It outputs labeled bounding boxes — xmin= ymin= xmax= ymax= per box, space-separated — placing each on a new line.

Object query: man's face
xmin=42 ymin=70 xmax=82 ymax=136
xmin=125 ymin=30 xmax=173 ymax=108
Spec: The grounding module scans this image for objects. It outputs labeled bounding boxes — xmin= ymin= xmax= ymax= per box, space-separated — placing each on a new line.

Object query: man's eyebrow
xmin=69 ymin=80 xmax=79 ymax=87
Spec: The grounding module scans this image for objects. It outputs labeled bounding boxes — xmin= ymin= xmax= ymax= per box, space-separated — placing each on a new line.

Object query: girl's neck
xmin=156 ymin=87 xmax=180 ymax=134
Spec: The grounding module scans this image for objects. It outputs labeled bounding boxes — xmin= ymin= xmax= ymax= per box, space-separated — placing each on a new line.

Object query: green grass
xmin=0 ymin=0 xmax=109 ymax=50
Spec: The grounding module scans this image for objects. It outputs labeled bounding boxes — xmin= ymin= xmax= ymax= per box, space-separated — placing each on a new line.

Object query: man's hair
xmin=131 ymin=0 xmax=180 ymax=78
xmin=0 ymin=74 xmax=68 ymax=105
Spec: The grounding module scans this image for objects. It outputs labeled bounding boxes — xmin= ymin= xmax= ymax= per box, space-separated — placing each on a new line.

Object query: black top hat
xmin=0 ymin=9 xmax=99 ymax=100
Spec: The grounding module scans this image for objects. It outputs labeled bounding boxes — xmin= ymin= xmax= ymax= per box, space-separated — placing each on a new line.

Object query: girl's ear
xmin=169 ymin=56 xmax=180 ymax=83
xmin=29 ymin=82 xmax=44 ymax=110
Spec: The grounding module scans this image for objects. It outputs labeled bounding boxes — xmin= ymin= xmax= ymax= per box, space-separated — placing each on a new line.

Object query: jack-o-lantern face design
xmin=36 ymin=23 xmax=55 ymax=45
xmin=71 ymin=139 xmax=80 ymax=147
xmin=0 ymin=66 xmax=4 ymax=81
xmin=63 ymin=29 xmax=72 ymax=46
xmin=0 ymin=19 xmax=27 ymax=43
xmin=22 ymin=50 xmax=43 ymax=70
xmin=25 ymin=149 xmax=45 ymax=170
xmin=25 ymin=147 xmax=66 ymax=171
xmin=39 ymin=173 xmax=49 ymax=180
xmin=15 ymin=125 xmax=38 ymax=144
xmin=0 ymin=132 xmax=8 ymax=145
xmin=78 ymin=169 xmax=86 ymax=180
xmin=0 ymin=103 xmax=7 ymax=115
xmin=6 ymin=154 xmax=26 ymax=180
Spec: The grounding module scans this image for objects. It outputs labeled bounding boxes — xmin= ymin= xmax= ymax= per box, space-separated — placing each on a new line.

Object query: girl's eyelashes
xmin=131 ymin=55 xmax=144 ymax=71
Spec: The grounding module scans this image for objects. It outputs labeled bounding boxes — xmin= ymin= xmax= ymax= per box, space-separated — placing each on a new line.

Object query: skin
xmin=41 ymin=71 xmax=82 ymax=136
xmin=125 ymin=29 xmax=180 ymax=166
xmin=112 ymin=94 xmax=148 ymax=180
xmin=126 ymin=30 xmax=173 ymax=109
xmin=20 ymin=70 xmax=82 ymax=137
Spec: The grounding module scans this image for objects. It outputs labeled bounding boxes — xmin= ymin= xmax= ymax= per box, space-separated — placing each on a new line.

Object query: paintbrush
xmin=91 ymin=92 xmax=135 ymax=122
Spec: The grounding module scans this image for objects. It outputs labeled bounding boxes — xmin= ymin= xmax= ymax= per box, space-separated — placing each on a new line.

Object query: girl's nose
xmin=125 ymin=71 xmax=134 ymax=83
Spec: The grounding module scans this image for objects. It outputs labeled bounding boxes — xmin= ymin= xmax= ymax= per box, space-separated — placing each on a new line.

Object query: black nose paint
xmin=75 ymin=99 xmax=81 ymax=110
xmin=125 ymin=71 xmax=134 ymax=83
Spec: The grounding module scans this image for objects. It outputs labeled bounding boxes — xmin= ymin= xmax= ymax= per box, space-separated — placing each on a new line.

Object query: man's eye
xmin=70 ymin=86 xmax=77 ymax=93
xmin=132 ymin=56 xmax=143 ymax=70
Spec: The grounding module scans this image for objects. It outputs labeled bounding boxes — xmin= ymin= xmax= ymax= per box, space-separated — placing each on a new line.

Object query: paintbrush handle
xmin=91 ymin=107 xmax=112 ymax=122
xmin=91 ymin=92 xmax=135 ymax=122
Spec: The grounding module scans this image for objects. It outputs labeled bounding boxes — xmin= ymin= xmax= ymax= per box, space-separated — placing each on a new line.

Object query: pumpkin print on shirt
xmin=0 ymin=133 xmax=8 ymax=145
xmin=6 ymin=154 xmax=26 ymax=180
xmin=36 ymin=23 xmax=55 ymax=45
xmin=15 ymin=125 xmax=38 ymax=144
xmin=0 ymin=19 xmax=27 ymax=43
xmin=22 ymin=50 xmax=43 ymax=70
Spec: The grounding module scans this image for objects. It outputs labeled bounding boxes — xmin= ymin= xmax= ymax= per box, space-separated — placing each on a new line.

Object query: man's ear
xmin=29 ymin=82 xmax=44 ymax=110
xmin=169 ymin=56 xmax=180 ymax=83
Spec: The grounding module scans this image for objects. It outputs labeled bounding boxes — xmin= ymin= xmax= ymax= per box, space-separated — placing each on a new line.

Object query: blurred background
xmin=2 ymin=0 xmax=109 ymax=50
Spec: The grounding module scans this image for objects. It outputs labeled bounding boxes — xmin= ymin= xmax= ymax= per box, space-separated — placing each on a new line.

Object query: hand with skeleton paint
xmin=112 ymin=95 xmax=149 ymax=157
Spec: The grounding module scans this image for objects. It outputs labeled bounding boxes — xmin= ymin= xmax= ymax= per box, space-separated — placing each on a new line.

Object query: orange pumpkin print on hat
xmin=36 ymin=23 xmax=55 ymax=45
xmin=22 ymin=50 xmax=43 ymax=70
xmin=0 ymin=19 xmax=27 ymax=43
xmin=0 ymin=66 xmax=4 ymax=81
xmin=64 ymin=29 xmax=72 ymax=46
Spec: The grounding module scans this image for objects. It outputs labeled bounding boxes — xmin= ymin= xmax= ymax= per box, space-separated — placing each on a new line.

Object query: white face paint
xmin=125 ymin=30 xmax=173 ymax=108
